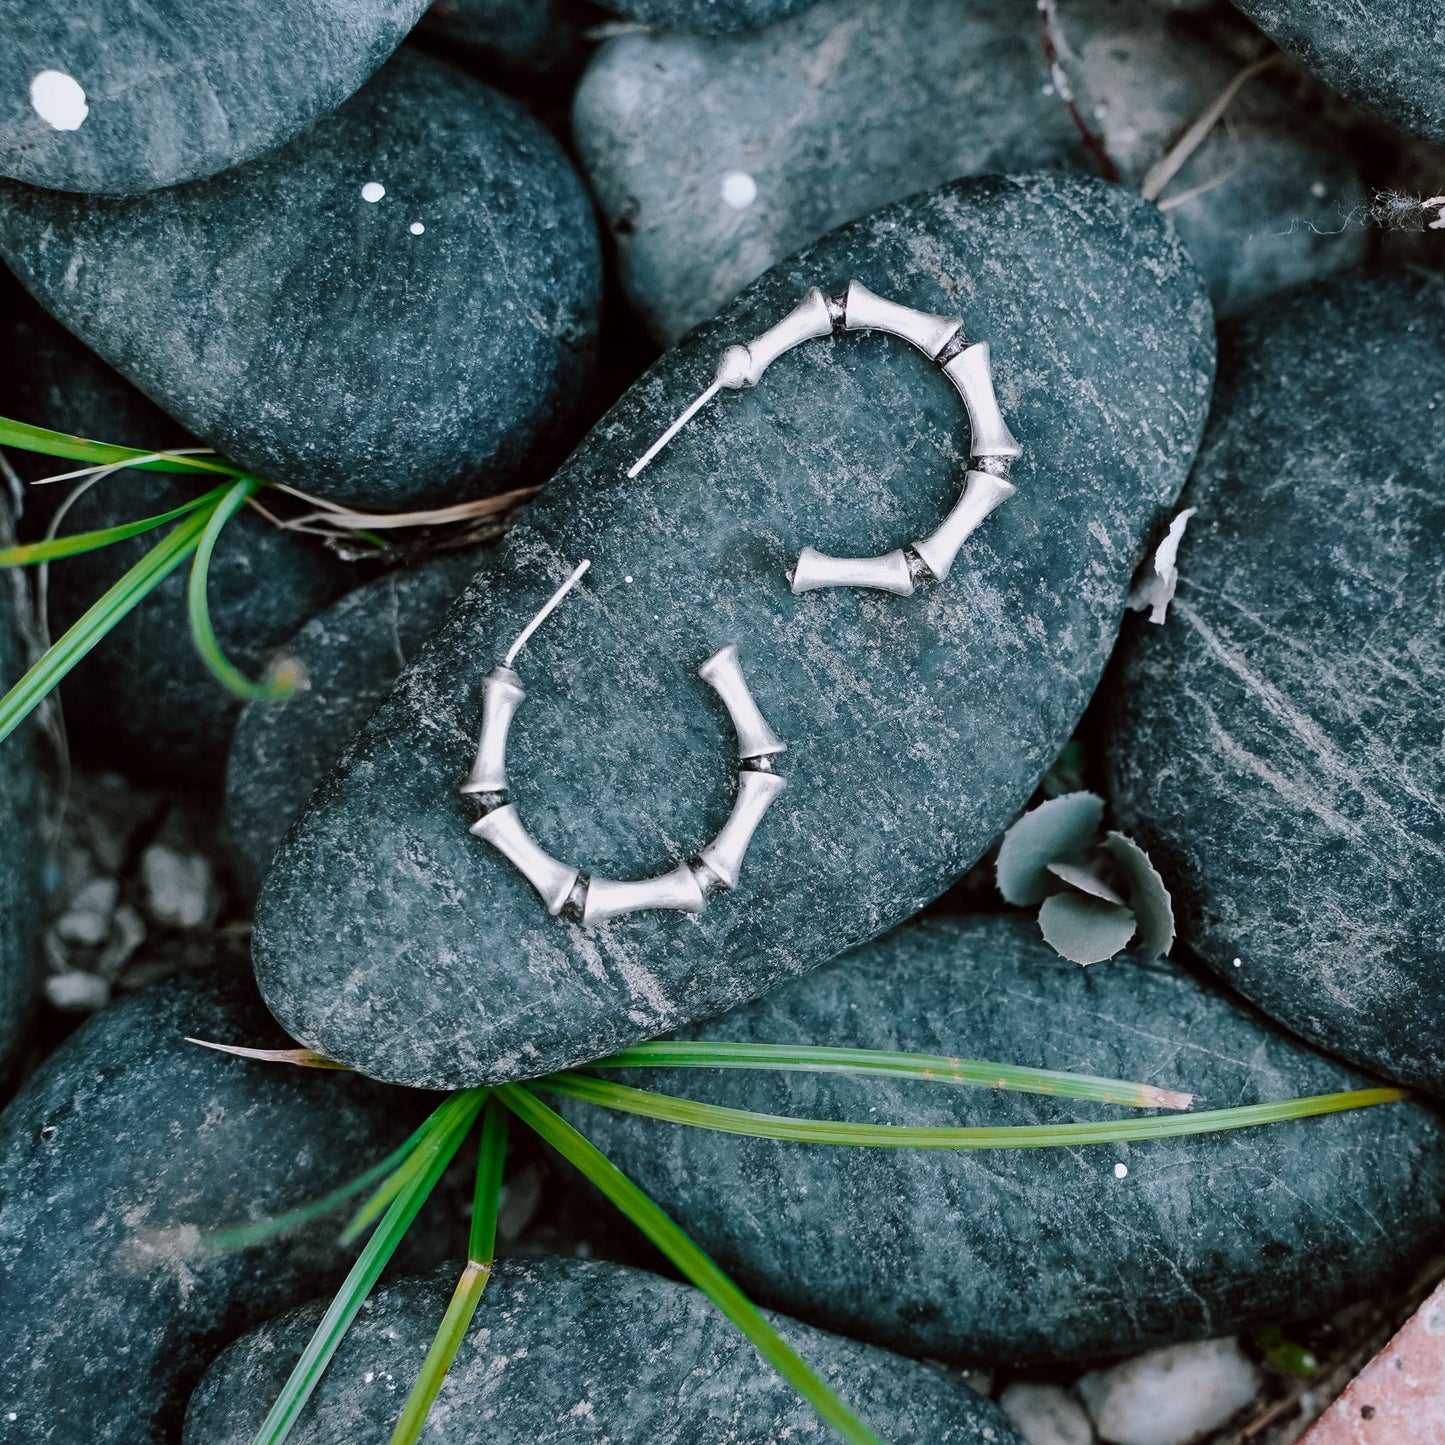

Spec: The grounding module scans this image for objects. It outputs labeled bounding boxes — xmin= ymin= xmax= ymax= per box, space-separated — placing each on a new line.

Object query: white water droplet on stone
xmin=360 ymin=181 xmax=386 ymax=203
xmin=409 ymin=221 xmax=425 ymax=235
xmin=1113 ymin=1162 xmax=1128 ymax=1179
xmin=721 ymin=171 xmax=757 ymax=210
xmin=30 ymin=70 xmax=88 ymax=131
xmin=1232 ymin=956 xmax=1243 ymax=968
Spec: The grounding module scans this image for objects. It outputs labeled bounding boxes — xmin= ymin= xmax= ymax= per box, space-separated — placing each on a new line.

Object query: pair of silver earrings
xmin=463 ymin=280 xmax=1020 ymax=926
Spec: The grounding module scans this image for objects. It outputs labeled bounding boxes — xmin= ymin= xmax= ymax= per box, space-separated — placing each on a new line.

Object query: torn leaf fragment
xmin=1039 ymin=892 xmax=1137 ymax=966
xmin=1128 ymin=506 xmax=1197 ymax=624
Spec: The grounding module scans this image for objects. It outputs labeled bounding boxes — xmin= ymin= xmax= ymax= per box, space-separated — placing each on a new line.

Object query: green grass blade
xmin=537 ymin=1073 xmax=1407 ymax=1149
xmin=0 ymin=505 xmax=216 ymax=747
xmin=497 ymin=1084 xmax=883 ymax=1445
xmin=187 ymin=478 xmax=302 ymax=701
xmin=592 ymin=1041 xmax=1194 ymax=1110
xmin=251 ymin=1088 xmax=487 ymax=1445
xmin=0 ymin=484 xmax=234 ymax=567
xmin=0 ymin=414 xmax=238 ymax=475
xmin=205 ymin=1119 xmax=435 ymax=1253
xmin=388 ymin=1099 xmax=509 ymax=1445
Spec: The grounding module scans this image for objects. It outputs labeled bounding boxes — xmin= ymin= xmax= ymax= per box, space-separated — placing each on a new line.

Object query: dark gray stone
xmin=0 ymin=0 xmax=429 ymax=194
xmin=0 ymin=49 xmax=603 ymax=512
xmin=1231 ymin=0 xmax=1445 ymax=146
xmin=184 ymin=1256 xmax=1024 ymax=1443
xmin=417 ymin=0 xmax=593 ymax=88
xmin=0 ymin=276 xmax=351 ymax=785
xmin=561 ymin=913 xmax=1445 ymax=1365
xmin=1105 ymin=268 xmax=1445 ymax=1095
xmin=0 ymin=970 xmax=440 ymax=1445
xmin=573 ymin=0 xmax=1364 ymax=344
xmin=252 ymin=173 xmax=1214 ymax=1089
xmin=598 ymin=0 xmax=826 ymax=34
xmin=226 ymin=551 xmax=482 ymax=895
xmin=0 ymin=496 xmax=40 ymax=1077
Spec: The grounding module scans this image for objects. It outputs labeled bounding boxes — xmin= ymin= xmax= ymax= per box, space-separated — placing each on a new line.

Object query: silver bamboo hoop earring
xmin=461 ymin=561 xmax=788 ymax=926
xmin=629 ymin=280 xmax=1021 ymax=598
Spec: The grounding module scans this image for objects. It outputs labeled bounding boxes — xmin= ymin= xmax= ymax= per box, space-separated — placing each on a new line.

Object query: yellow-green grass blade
xmin=0 ymin=484 xmax=235 ymax=567
xmin=187 ymin=477 xmax=302 ymax=701
xmin=497 ymin=1084 xmax=883 ymax=1445
xmin=537 ymin=1073 xmax=1406 ymax=1149
xmin=388 ymin=1098 xmax=509 ymax=1445
xmin=0 ymin=414 xmax=238 ymax=475
xmin=592 ymin=1041 xmax=1194 ymax=1110
xmin=251 ymin=1088 xmax=487 ymax=1445
xmin=0 ymin=505 xmax=216 ymax=746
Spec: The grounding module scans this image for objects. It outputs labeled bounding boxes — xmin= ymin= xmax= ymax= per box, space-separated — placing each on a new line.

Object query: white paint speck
xmin=30 ymin=70 xmax=88 ymax=131
xmin=360 ymin=181 xmax=386 ymax=203
xmin=623 ymin=575 xmax=633 ymax=583
xmin=1232 ymin=956 xmax=1243 ymax=968
xmin=408 ymin=221 xmax=425 ymax=235
xmin=721 ymin=171 xmax=757 ymax=209
xmin=1113 ymin=1162 xmax=1129 ymax=1179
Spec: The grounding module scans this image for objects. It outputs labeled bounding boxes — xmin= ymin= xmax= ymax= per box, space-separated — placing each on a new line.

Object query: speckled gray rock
xmin=252 ymin=173 xmax=1214 ymax=1089
xmin=0 ymin=0 xmax=429 ymax=194
xmin=185 ymin=1256 xmax=1023 ymax=1442
xmin=1231 ymin=0 xmax=1445 ymax=146
xmin=0 ymin=278 xmax=351 ymax=784
xmin=227 ymin=551 xmax=481 ymax=894
xmin=0 ymin=971 xmax=434 ymax=1445
xmin=1105 ymin=268 xmax=1445 ymax=1095
xmin=0 ymin=49 xmax=603 ymax=512
xmin=0 ymin=496 xmax=40 ymax=1077
xmin=599 ymin=0 xmax=826 ymax=34
xmin=562 ymin=913 xmax=1445 ymax=1365
xmin=573 ymin=0 xmax=1363 ymax=343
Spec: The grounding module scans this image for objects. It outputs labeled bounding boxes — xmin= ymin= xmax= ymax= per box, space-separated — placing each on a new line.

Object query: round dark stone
xmin=251 ymin=172 xmax=1214 ymax=1089
xmin=597 ymin=0 xmax=826 ymax=34
xmin=183 ymin=1256 xmax=1025 ymax=1442
xmin=1231 ymin=0 xmax=1445 ymax=146
xmin=0 ymin=0 xmax=429 ymax=193
xmin=1105 ymin=268 xmax=1445 ymax=1094
xmin=0 ymin=49 xmax=603 ymax=512
xmin=0 ymin=276 xmax=352 ymax=785
xmin=0 ymin=970 xmax=440 ymax=1445
xmin=572 ymin=0 xmax=1364 ymax=343
xmin=226 ymin=550 xmax=482 ymax=895
xmin=561 ymin=912 xmax=1445 ymax=1365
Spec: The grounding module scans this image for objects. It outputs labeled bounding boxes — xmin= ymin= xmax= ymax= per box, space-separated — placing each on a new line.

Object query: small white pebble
xmin=45 ymin=970 xmax=110 ymax=1013
xmin=999 ymin=1382 xmax=1093 ymax=1445
xmin=1113 ymin=1162 xmax=1129 ymax=1179
xmin=721 ymin=171 xmax=757 ymax=209
xmin=360 ymin=181 xmax=386 ymax=203
xmin=30 ymin=70 xmax=88 ymax=130
xmin=409 ymin=221 xmax=425 ymax=235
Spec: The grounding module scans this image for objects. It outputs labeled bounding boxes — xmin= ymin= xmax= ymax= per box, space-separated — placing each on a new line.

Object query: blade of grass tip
xmin=0 ymin=483 xmax=235 ymax=567
xmin=594 ymin=1041 xmax=1194 ymax=1111
xmin=188 ymin=477 xmax=302 ymax=702
xmin=388 ymin=1099 xmax=510 ymax=1445
xmin=0 ymin=503 xmax=216 ymax=747
xmin=0 ymin=415 xmax=238 ymax=476
xmin=206 ymin=1116 xmax=437 ymax=1253
xmin=537 ymin=1073 xmax=1407 ymax=1150
xmin=497 ymin=1084 xmax=882 ymax=1445
xmin=251 ymin=1088 xmax=487 ymax=1445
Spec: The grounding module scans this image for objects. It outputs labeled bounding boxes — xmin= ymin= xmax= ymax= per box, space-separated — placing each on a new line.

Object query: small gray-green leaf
xmin=1102 ymin=831 xmax=1176 ymax=958
xmin=1038 ymin=893 xmax=1137 ymax=966
xmin=996 ymin=792 xmax=1106 ymax=905
xmin=1047 ymin=861 xmax=1127 ymax=905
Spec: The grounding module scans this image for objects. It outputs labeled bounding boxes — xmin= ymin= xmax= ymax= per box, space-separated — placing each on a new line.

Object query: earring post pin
xmin=503 ymin=559 xmax=591 ymax=666
xmin=627 ymin=380 xmax=723 ymax=478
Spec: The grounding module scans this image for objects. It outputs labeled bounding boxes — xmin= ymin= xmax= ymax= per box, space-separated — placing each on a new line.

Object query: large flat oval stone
xmin=572 ymin=0 xmax=1364 ymax=343
xmin=0 ymin=49 xmax=603 ymax=511
xmin=559 ymin=913 xmax=1445 ymax=1365
xmin=1231 ymin=0 xmax=1445 ymax=146
xmin=252 ymin=173 xmax=1214 ymax=1088
xmin=0 ymin=0 xmax=428 ymax=193
xmin=1106 ymin=268 xmax=1445 ymax=1094
xmin=0 ymin=971 xmax=438 ymax=1444
xmin=184 ymin=1256 xmax=1024 ymax=1442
